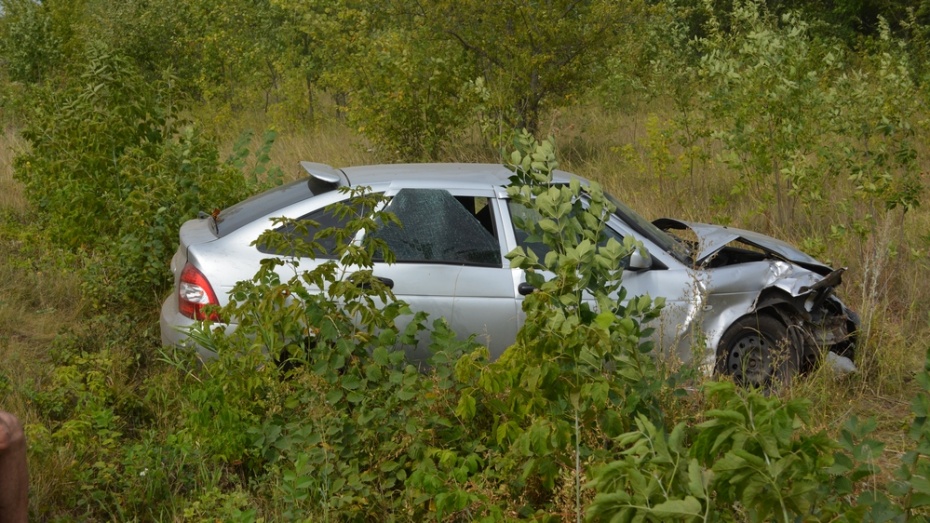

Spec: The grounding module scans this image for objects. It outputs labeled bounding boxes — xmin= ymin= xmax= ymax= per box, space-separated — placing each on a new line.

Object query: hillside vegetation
xmin=2 ymin=0 xmax=930 ymax=520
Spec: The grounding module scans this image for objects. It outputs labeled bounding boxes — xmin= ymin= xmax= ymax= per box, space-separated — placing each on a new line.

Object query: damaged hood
xmin=654 ymin=218 xmax=833 ymax=274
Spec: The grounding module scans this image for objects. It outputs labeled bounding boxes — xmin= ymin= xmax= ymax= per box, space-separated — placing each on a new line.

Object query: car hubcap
xmin=728 ymin=333 xmax=772 ymax=386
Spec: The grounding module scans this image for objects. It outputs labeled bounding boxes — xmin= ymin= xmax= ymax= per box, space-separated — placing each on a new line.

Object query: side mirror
xmin=627 ymin=248 xmax=652 ymax=271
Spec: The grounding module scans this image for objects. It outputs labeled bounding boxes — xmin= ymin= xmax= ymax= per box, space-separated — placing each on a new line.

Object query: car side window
xmin=257 ymin=197 xmax=370 ymax=258
xmin=369 ymin=189 xmax=502 ymax=267
xmin=507 ymin=200 xmax=627 ymax=266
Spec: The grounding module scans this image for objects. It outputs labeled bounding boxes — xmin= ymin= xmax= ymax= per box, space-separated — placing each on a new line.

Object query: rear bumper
xmin=160 ymin=294 xmax=193 ymax=346
xmin=160 ymin=295 xmax=234 ymax=361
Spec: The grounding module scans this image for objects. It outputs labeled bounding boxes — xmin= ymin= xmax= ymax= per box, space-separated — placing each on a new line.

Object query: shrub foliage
xmin=13 ymin=45 xmax=254 ymax=304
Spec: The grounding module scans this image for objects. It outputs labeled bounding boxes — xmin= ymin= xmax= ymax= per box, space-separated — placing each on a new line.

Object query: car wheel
xmin=717 ymin=314 xmax=799 ymax=388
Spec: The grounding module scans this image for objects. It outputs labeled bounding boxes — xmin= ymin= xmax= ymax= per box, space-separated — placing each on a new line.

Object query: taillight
xmin=178 ymin=263 xmax=220 ymax=321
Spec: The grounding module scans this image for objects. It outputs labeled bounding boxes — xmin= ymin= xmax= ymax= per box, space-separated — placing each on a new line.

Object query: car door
xmin=366 ymin=188 xmax=519 ymax=363
xmin=505 ymin=199 xmax=698 ymax=361
xmin=601 ymin=214 xmax=700 ymax=360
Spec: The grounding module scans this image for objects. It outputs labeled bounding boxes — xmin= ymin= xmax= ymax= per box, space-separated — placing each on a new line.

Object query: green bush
xmin=586 ymin=346 xmax=930 ymax=521
xmin=0 ymin=0 xmax=70 ymax=84
xmin=180 ymin=187 xmax=484 ymax=519
xmin=337 ymin=27 xmax=481 ymax=161
xmin=13 ymin=44 xmax=254 ymax=305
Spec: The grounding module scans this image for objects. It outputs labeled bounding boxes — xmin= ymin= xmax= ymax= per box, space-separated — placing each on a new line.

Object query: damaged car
xmin=160 ymin=162 xmax=858 ymax=386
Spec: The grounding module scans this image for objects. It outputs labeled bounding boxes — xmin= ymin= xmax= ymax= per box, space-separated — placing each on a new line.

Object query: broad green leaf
xmin=456 ymin=393 xmax=477 ymax=421
xmin=687 ymin=459 xmax=707 ymax=500
xmin=650 ymin=496 xmax=703 ymax=517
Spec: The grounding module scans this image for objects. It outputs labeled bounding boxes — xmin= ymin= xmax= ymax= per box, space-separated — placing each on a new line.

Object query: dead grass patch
xmin=0 ymin=128 xmax=28 ymax=215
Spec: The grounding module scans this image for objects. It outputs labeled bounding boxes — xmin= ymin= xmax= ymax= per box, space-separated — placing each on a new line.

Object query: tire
xmin=717 ymin=314 xmax=800 ymax=388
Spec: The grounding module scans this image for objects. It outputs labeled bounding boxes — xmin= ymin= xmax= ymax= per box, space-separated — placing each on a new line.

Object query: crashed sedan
xmin=160 ymin=162 xmax=858 ymax=386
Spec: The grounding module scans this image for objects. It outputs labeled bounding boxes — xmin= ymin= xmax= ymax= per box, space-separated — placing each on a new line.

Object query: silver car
xmin=160 ymin=162 xmax=858 ymax=384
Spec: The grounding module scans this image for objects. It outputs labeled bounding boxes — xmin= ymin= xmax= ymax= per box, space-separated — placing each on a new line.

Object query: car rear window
xmin=215 ymin=177 xmax=320 ymax=237
xmin=257 ymin=197 xmax=372 ymax=258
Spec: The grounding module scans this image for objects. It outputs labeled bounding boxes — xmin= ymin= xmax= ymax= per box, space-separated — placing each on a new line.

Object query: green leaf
xmin=538 ymin=218 xmax=560 ymax=235
xmin=326 ymin=389 xmax=344 ymax=405
xmin=651 ymin=496 xmax=703 ymax=517
xmin=372 ymin=346 xmax=390 ymax=366
xmin=687 ymin=459 xmax=707 ymax=500
xmin=456 ymin=393 xmax=477 ymax=421
xmin=594 ymin=311 xmax=616 ymax=329
xmin=341 ymin=374 xmax=362 ymax=390
xmin=705 ymin=408 xmax=746 ymax=424
xmin=347 ymin=391 xmax=364 ymax=403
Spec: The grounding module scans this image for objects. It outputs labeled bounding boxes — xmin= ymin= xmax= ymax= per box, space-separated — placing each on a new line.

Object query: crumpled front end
xmin=656 ymin=218 xmax=859 ymax=374
xmin=760 ymin=269 xmax=859 ymax=372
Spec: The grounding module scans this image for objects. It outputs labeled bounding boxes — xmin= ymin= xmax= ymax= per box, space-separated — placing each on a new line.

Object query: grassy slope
xmin=1 ymin=100 xmax=926 ymax=515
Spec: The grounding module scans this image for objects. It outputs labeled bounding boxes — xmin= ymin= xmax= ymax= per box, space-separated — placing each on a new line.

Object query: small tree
xmin=14 ymin=44 xmax=252 ymax=304
xmin=414 ymin=0 xmax=644 ymax=134
xmin=699 ymin=3 xmax=841 ymax=227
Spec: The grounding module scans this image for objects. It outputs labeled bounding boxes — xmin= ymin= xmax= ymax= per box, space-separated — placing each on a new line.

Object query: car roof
xmin=342 ymin=163 xmax=577 ymax=188
xmin=216 ymin=163 xmax=580 ymax=237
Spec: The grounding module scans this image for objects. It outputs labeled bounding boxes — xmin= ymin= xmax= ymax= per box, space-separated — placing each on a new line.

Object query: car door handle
xmin=518 ymin=282 xmax=535 ymax=296
xmin=357 ymin=276 xmax=394 ymax=290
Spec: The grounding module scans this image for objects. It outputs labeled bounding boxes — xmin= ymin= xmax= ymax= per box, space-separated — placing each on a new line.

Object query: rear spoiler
xmin=301 ymin=161 xmax=349 ymax=194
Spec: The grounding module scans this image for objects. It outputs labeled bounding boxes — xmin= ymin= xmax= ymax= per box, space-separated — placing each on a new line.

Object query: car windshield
xmin=603 ymin=192 xmax=691 ymax=264
xmin=507 ymin=186 xmax=691 ymax=264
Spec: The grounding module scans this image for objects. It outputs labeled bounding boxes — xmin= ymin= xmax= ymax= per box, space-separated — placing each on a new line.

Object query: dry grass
xmin=195 ymin=103 xmax=379 ymax=180
xmin=0 ymin=127 xmax=28 ymax=215
xmin=0 ymin=128 xmax=82 ymax=307
xmin=266 ymin=120 xmax=378 ymax=177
